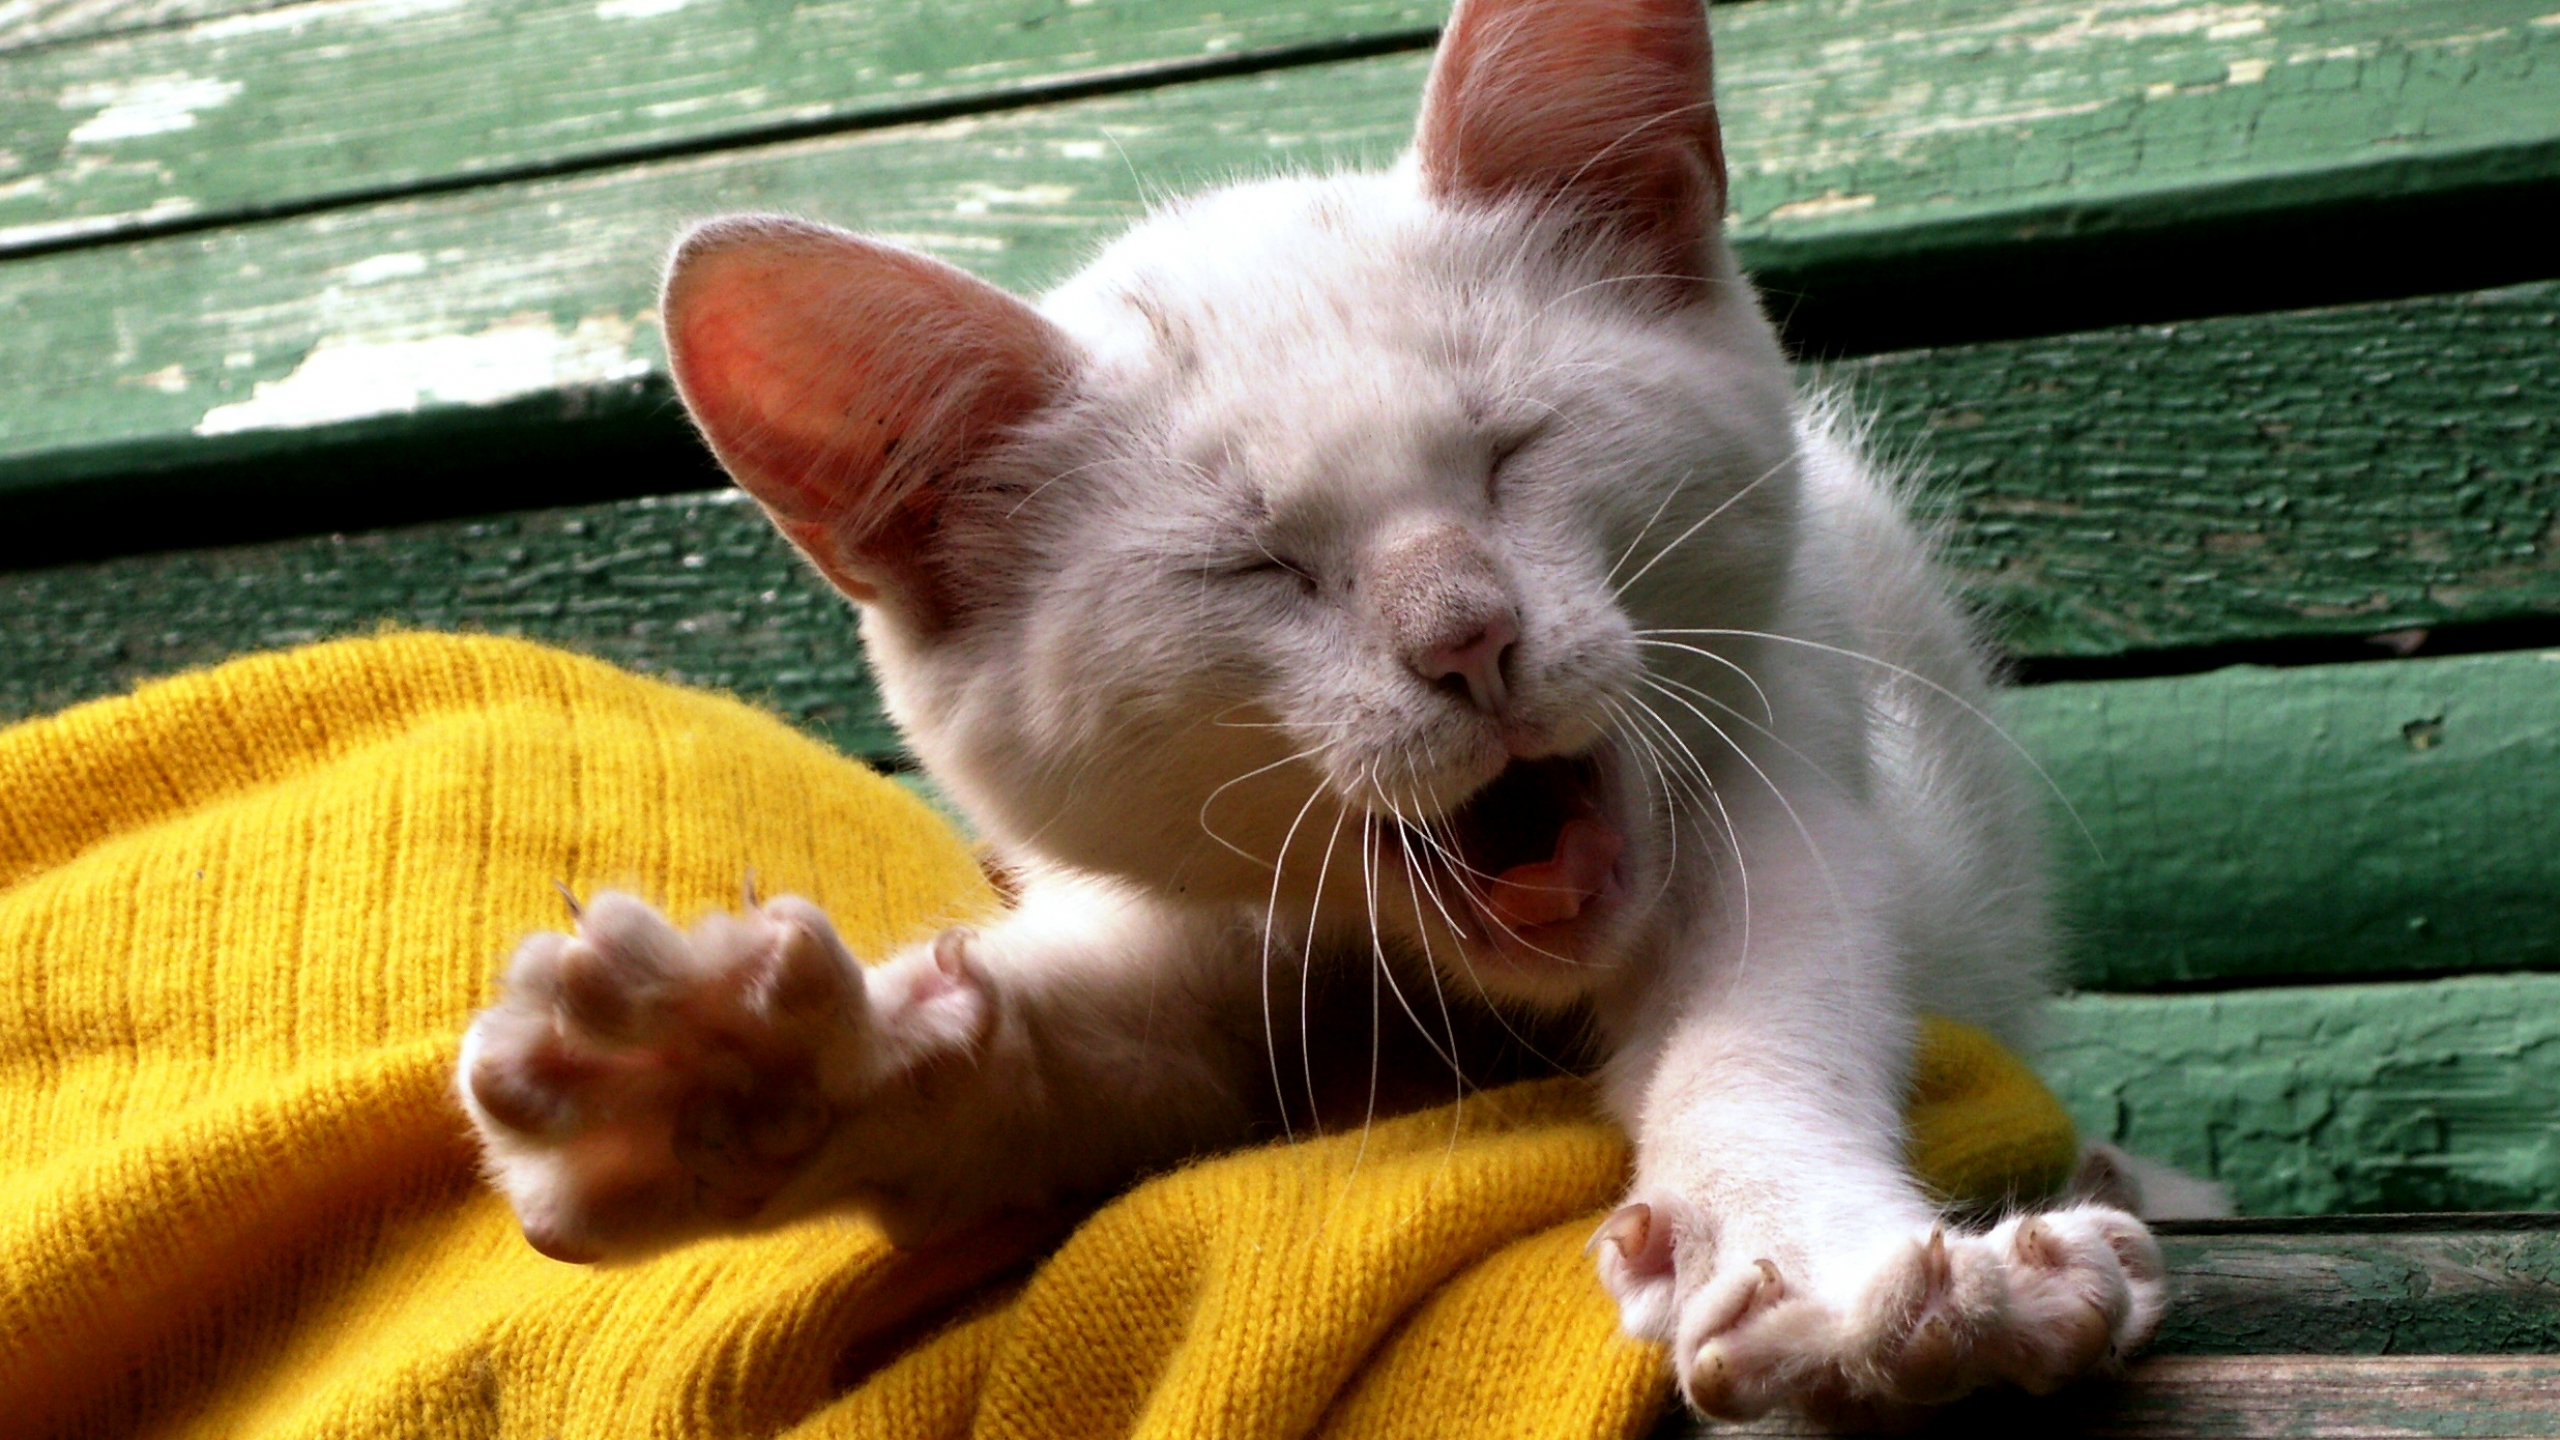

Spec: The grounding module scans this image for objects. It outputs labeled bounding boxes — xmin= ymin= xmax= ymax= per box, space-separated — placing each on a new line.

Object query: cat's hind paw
xmin=1598 ymin=1198 xmax=2164 ymax=1425
xmin=457 ymin=891 xmax=989 ymax=1262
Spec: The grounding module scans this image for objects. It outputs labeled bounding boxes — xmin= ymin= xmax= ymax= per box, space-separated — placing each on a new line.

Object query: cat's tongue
xmin=1481 ymin=815 xmax=1623 ymax=930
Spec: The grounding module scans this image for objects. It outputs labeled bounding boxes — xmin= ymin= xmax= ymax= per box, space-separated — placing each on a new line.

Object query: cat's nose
xmin=1416 ymin=610 xmax=1519 ymax=716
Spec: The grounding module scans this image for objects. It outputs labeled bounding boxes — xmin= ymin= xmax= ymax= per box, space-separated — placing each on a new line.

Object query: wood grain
xmin=0 ymin=0 xmax=269 ymax=53
xmin=2045 ymin=976 xmax=2560 ymax=1216
xmin=0 ymin=0 xmax=1437 ymax=251
xmin=2155 ymin=1223 xmax=2560 ymax=1355
xmin=2013 ymin=649 xmax=2560 ymax=988
xmin=0 ymin=52 xmax=1425 ymax=498
xmin=7 ymin=0 xmax=2556 ymax=504
xmin=0 ymin=489 xmax=899 ymax=753
xmin=8 ymin=0 xmax=2552 ymax=255
xmin=1702 ymin=1356 xmax=2560 ymax=1438
xmin=7 ymin=281 xmax=2549 ymax=660
xmin=1859 ymin=283 xmax=2560 ymax=660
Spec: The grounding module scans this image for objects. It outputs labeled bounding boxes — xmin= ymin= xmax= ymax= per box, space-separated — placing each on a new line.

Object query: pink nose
xmin=1417 ymin=611 xmax=1519 ymax=716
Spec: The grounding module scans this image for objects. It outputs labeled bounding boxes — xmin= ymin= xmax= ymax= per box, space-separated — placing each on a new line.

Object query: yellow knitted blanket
xmin=0 ymin=634 xmax=2077 ymax=1440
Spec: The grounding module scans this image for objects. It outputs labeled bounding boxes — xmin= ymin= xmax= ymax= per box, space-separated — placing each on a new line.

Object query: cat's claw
xmin=457 ymin=891 xmax=988 ymax=1262
xmin=1600 ymin=1196 xmax=2164 ymax=1423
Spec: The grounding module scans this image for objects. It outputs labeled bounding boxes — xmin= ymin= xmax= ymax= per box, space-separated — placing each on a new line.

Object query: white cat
xmin=457 ymin=0 xmax=2181 ymax=1420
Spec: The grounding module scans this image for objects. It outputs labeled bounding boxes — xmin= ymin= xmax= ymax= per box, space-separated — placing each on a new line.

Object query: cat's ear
xmin=1414 ymin=0 xmax=1727 ymax=289
xmin=661 ymin=216 xmax=1074 ymax=625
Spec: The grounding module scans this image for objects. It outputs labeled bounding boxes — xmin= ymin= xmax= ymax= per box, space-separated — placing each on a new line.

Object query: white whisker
xmin=1639 ymin=627 xmax=2103 ymax=859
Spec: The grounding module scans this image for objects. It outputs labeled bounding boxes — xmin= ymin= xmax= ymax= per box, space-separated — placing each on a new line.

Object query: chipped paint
xmin=129 ymin=364 xmax=188 ymax=394
xmin=62 ymin=74 xmax=244 ymax=145
xmin=337 ymin=252 xmax=430 ymax=286
xmin=596 ymin=0 xmax=691 ymax=17
xmin=0 ymin=194 xmax=196 ymax=250
xmin=2023 ymin=2 xmax=2281 ymax=50
xmin=1765 ymin=190 xmax=1878 ymax=223
xmin=2225 ymin=56 xmax=2271 ymax=82
xmin=195 ymin=0 xmax=469 ymax=41
xmin=193 ymin=313 xmax=651 ymax=437
xmin=950 ymin=182 xmax=1077 ymax=216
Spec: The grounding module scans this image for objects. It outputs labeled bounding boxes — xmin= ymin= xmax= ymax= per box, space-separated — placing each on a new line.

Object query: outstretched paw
xmin=1595 ymin=1197 xmax=2164 ymax=1425
xmin=457 ymin=891 xmax=990 ymax=1261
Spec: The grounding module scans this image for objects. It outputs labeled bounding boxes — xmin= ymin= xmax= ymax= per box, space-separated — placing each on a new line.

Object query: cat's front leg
xmin=1591 ymin=839 xmax=2163 ymax=1422
xmin=458 ymin=877 xmax=1267 ymax=1261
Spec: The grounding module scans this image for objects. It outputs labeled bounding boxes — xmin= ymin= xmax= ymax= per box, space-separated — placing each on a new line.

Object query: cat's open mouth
xmin=1434 ymin=753 xmax=1624 ymax=943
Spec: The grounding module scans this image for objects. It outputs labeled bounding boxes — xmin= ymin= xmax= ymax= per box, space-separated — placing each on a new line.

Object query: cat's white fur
xmin=456 ymin=0 xmax=2187 ymax=1420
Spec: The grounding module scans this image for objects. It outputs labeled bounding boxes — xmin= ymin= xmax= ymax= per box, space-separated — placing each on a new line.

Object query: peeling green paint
xmin=2046 ymin=977 xmax=2560 ymax=1215
xmin=2013 ymin=651 xmax=2560 ymax=988
xmin=6 ymin=0 xmax=2555 ymax=505
xmin=1858 ymin=283 xmax=2560 ymax=659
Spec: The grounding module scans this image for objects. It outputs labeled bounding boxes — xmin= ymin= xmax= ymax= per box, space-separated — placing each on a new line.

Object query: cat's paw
xmin=1595 ymin=1196 xmax=2164 ymax=1425
xmin=457 ymin=890 xmax=991 ymax=1262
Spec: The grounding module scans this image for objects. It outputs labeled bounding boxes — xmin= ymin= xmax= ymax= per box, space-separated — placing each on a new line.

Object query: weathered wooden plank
xmin=2012 ymin=650 xmax=2560 ymax=989
xmin=0 ymin=0 xmax=1436 ymax=252
xmin=0 ymin=489 xmax=899 ymax=754
xmin=9 ymin=0 xmax=2559 ymax=514
xmin=9 ymin=0 xmax=2554 ymax=258
xmin=0 ymin=0 xmax=265 ymax=54
xmin=2044 ymin=976 xmax=2560 ymax=1217
xmin=1701 ymin=1356 xmax=2560 ymax=1438
xmin=2153 ymin=1222 xmax=2560 ymax=1356
xmin=1863 ymin=283 xmax=2560 ymax=661
xmin=8 ymin=280 xmax=2552 ymax=646
xmin=0 ymin=53 xmax=1421 ymax=503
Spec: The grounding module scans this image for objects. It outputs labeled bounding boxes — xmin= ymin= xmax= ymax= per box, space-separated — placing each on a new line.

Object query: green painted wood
xmin=9 ymin=0 xmax=2555 ymax=257
xmin=2044 ymin=975 xmax=2560 ymax=1216
xmin=1714 ymin=0 xmax=2560 ymax=286
xmin=2152 ymin=1223 xmax=2560 ymax=1355
xmin=0 ymin=0 xmax=1440 ymax=251
xmin=1863 ymin=282 xmax=2560 ymax=661
xmin=8 ymin=278 xmax=2553 ymax=649
xmin=0 ymin=489 xmax=900 ymax=755
xmin=2011 ymin=650 xmax=2560 ymax=989
xmin=9 ymin=0 xmax=2558 ymax=507
xmin=0 ymin=0 xmax=269 ymax=54
xmin=0 ymin=53 xmax=1423 ymax=501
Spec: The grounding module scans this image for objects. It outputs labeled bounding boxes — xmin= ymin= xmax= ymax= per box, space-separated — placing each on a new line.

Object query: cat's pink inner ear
xmin=1415 ymin=0 xmax=1727 ymax=284
xmin=661 ymin=217 xmax=1070 ymax=613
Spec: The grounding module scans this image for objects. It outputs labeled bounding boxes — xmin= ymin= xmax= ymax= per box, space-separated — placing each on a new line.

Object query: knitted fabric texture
xmin=0 ymin=633 xmax=2078 ymax=1439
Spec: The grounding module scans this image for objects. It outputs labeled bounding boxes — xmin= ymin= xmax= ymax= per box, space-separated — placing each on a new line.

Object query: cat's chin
xmin=1402 ymin=748 xmax=1639 ymax=992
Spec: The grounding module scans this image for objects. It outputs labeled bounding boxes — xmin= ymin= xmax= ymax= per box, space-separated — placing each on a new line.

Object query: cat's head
xmin=662 ymin=0 xmax=1798 ymax=1006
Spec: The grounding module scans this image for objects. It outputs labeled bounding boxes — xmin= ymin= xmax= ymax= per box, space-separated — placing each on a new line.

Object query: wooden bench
xmin=5 ymin=0 xmax=2556 ymax=1431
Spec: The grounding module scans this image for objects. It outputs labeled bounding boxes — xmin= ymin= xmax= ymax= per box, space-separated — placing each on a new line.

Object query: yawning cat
xmin=457 ymin=0 xmax=2174 ymax=1420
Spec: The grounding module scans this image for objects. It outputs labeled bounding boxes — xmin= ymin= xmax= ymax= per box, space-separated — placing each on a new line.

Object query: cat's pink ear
xmin=1414 ymin=0 xmax=1727 ymax=288
xmin=662 ymin=217 xmax=1073 ymax=622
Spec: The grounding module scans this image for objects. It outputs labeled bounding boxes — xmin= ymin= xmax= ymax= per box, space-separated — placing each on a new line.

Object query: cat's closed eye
xmin=1485 ymin=423 xmax=1550 ymax=499
xmin=1216 ymin=549 xmax=1320 ymax=595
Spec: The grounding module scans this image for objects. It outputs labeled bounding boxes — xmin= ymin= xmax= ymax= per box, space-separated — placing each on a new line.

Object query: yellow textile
xmin=0 ymin=633 xmax=2078 ymax=1440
